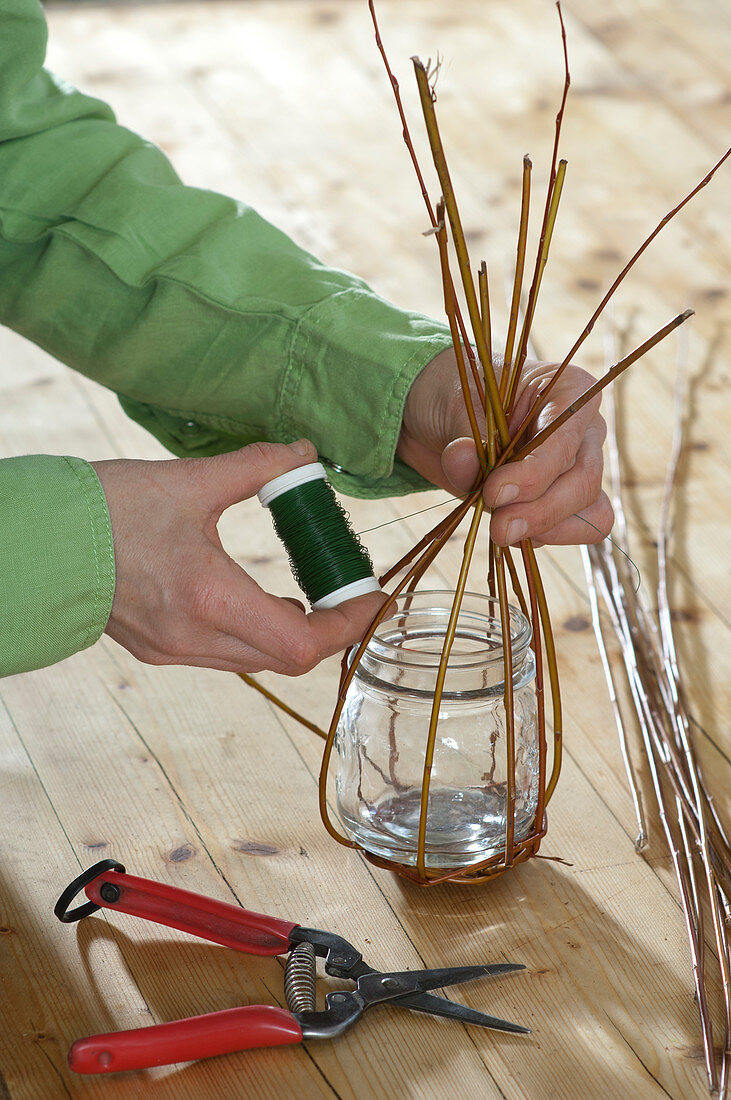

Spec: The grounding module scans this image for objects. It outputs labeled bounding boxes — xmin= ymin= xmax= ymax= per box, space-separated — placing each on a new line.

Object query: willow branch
xmin=238 ymin=674 xmax=327 ymax=740
xmin=417 ymin=500 xmax=486 ymax=878
xmin=368 ymin=0 xmax=484 ymax=412
xmin=506 ymin=310 xmax=694 ymax=464
xmin=495 ymin=547 xmax=516 ymax=863
xmin=435 ymin=201 xmax=488 ymax=469
xmin=506 ymin=143 xmax=731 ymax=457
xmin=412 ymin=57 xmax=510 ymax=445
xmin=502 ymin=155 xmax=533 ymax=392
xmin=506 ymin=1 xmax=571 ymax=412
xmin=508 ymin=159 xmax=567 ymax=416
xmin=479 ymin=262 xmax=497 ymax=466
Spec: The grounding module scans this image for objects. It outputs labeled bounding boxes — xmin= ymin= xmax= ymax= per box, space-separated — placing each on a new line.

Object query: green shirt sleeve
xmin=0 ymin=456 xmax=115 ymax=676
xmin=0 ymin=0 xmax=453 ymax=499
xmin=0 ymin=0 xmax=453 ymax=676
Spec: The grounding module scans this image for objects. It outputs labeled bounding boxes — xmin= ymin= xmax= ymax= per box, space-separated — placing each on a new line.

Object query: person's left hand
xmin=398 ymin=346 xmax=613 ymax=546
xmin=93 ymin=441 xmax=385 ymax=676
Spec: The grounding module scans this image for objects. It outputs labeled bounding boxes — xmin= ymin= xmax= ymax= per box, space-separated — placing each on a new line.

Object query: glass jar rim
xmin=362 ymin=589 xmax=532 ymax=673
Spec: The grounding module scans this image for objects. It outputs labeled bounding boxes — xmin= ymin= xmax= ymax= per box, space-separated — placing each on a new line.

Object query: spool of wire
xmin=258 ymin=462 xmax=381 ymax=610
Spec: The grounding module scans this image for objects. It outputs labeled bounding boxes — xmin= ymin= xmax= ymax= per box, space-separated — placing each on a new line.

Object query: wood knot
xmin=562 ymin=616 xmax=591 ymax=632
xmin=670 ymin=608 xmax=700 ymax=624
xmin=167 ymin=845 xmax=196 ymax=863
xmin=700 ymin=285 xmax=727 ymax=301
xmin=593 ymin=247 xmax=622 ymax=263
xmin=230 ymin=838 xmax=279 ymax=858
xmin=312 ymin=8 xmax=339 ymax=25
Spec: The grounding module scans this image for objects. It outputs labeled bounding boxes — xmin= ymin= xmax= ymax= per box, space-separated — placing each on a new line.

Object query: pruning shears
xmin=55 ymin=860 xmax=529 ymax=1075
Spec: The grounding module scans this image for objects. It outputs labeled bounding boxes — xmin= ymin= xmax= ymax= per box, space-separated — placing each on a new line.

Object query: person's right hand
xmin=398 ymin=348 xmax=613 ymax=546
xmin=92 ymin=440 xmax=385 ymax=675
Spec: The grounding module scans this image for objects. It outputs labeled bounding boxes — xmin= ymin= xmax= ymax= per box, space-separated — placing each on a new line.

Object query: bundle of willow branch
xmin=242 ymin=1 xmax=729 ymax=890
xmin=582 ymin=366 xmax=731 ymax=1096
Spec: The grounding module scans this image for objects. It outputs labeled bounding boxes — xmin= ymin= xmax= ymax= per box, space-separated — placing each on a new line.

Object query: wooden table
xmin=1 ymin=1 xmax=729 ymax=1096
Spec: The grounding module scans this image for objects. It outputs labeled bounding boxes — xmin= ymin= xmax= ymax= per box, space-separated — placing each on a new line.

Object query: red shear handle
xmin=69 ymin=1005 xmax=303 ymax=1074
xmin=85 ymin=872 xmax=298 ymax=955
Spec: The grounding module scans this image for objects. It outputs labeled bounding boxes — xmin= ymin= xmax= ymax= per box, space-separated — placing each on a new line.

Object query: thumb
xmin=441 ymin=437 xmax=482 ymax=494
xmin=191 ymin=439 xmax=319 ymax=515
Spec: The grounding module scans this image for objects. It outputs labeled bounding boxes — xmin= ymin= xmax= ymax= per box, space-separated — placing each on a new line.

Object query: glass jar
xmin=334 ymin=591 xmax=539 ymax=870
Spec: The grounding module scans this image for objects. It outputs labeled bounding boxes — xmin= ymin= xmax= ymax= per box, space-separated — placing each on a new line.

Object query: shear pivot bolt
xmin=381 ymin=977 xmax=399 ymax=990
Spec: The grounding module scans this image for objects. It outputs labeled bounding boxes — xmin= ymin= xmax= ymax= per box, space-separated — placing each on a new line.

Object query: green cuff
xmin=281 ymin=288 xmax=453 ymax=493
xmin=117 ymin=293 xmax=454 ymax=500
xmin=0 ymin=455 xmax=115 ymax=676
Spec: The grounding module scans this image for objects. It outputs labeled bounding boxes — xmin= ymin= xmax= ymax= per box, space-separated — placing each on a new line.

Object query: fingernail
xmin=505 ymin=518 xmax=528 ymax=544
xmin=494 ymin=482 xmax=519 ymax=506
xmin=289 ymin=438 xmax=313 ymax=457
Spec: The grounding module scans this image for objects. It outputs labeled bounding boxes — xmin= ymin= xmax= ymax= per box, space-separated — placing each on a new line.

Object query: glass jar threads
xmin=334 ymin=591 xmax=539 ymax=872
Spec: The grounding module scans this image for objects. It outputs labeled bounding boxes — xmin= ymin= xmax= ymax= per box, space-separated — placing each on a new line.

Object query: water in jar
xmin=334 ymin=592 xmax=539 ymax=870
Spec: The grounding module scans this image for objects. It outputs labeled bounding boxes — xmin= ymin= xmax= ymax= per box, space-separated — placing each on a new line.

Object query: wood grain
xmin=1 ymin=2 xmax=728 ymax=1097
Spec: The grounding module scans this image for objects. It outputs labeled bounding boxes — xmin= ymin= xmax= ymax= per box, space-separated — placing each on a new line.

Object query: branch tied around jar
xmin=332 ymin=592 xmax=544 ymax=878
xmin=316 ymin=516 xmax=561 ymax=887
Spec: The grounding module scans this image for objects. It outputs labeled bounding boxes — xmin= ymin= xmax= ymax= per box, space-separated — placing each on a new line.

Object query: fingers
xmin=398 ymin=346 xmax=489 ymax=494
xmin=306 ymin=590 xmax=388 ymax=661
xmin=488 ymin=420 xmax=612 ymax=545
xmin=528 ymin=492 xmax=615 ymax=546
xmin=204 ymin=551 xmax=385 ymax=669
xmin=486 ymin=394 xmax=604 ymax=511
xmin=116 ymin=540 xmax=387 ymax=677
xmin=440 ymin=401 xmax=610 ymax=546
xmin=402 ymin=351 xmax=613 ymax=551
xmin=214 ymin=586 xmax=385 ymax=675
xmin=99 ymin=441 xmax=387 ymax=678
xmin=441 ymin=437 xmax=482 ymax=494
xmin=186 ymin=438 xmax=319 ymax=516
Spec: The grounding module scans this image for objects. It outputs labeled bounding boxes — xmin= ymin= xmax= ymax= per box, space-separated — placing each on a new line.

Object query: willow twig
xmin=507 ymin=309 xmax=694 ymax=464
xmin=508 ymin=159 xmax=567 ymax=417
xmin=238 ymin=673 xmax=327 ymax=741
xmin=435 ymin=201 xmax=488 ymax=469
xmin=495 ymin=547 xmax=516 ymax=864
xmin=412 ymin=56 xmax=510 ymax=444
xmin=505 ymin=144 xmax=731 ymax=458
xmin=368 ymin=0 xmax=484 ymax=406
xmin=508 ymin=0 xmax=571 ymax=412
xmin=523 ymin=541 xmax=563 ymax=802
xmin=502 ymin=154 xmax=533 ymax=395
xmin=417 ymin=500 xmax=485 ymax=877
xmin=479 ymin=261 xmax=497 ymax=466
xmin=585 ymin=346 xmax=730 ymax=1094
xmin=581 ymin=549 xmax=647 ymax=850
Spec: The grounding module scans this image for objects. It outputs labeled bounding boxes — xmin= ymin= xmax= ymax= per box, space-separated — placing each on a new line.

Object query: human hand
xmin=398 ymin=347 xmax=613 ymax=546
xmin=92 ymin=440 xmax=385 ymax=675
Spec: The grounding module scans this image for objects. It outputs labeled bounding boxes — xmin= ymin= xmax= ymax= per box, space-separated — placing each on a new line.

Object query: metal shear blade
xmin=355 ymin=964 xmax=531 ymax=1035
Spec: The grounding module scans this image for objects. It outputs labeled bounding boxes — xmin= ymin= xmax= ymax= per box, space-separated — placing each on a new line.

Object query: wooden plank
xmin=0 ymin=1 xmax=728 ymax=1097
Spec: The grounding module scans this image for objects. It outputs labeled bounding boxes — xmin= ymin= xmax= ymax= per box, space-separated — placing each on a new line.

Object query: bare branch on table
xmin=582 ymin=335 xmax=731 ymax=1096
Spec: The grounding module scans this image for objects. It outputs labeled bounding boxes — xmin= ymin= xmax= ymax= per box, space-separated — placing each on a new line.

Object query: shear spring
xmin=284 ymin=941 xmax=316 ymax=1012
